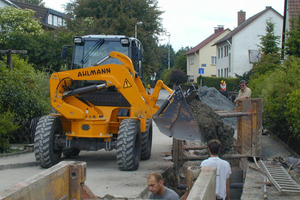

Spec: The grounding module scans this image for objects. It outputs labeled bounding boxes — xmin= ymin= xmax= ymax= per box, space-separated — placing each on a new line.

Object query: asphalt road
xmin=0 ymin=89 xmax=173 ymax=198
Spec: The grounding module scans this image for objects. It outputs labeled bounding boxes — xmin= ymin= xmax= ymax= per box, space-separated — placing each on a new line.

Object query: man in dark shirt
xmin=147 ymin=172 xmax=179 ymax=200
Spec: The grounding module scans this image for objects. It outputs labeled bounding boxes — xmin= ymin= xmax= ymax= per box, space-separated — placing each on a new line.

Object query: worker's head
xmin=147 ymin=84 xmax=151 ymax=89
xmin=239 ymin=80 xmax=247 ymax=90
xmin=207 ymin=139 xmax=221 ymax=156
xmin=221 ymin=80 xmax=224 ymax=83
xmin=147 ymin=172 xmax=164 ymax=195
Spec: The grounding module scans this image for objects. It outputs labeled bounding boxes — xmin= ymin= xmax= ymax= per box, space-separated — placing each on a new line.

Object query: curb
xmin=0 ymin=161 xmax=38 ymax=170
xmin=0 ymin=149 xmax=33 ymax=158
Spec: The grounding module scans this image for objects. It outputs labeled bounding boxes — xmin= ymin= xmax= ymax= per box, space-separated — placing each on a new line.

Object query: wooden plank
xmin=0 ymin=50 xmax=27 ymax=54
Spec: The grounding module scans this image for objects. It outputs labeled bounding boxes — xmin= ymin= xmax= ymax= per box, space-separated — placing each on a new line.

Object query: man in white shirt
xmin=201 ymin=139 xmax=231 ymax=200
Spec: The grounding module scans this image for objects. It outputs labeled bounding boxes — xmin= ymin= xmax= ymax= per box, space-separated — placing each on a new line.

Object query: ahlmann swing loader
xmin=34 ymin=35 xmax=200 ymax=171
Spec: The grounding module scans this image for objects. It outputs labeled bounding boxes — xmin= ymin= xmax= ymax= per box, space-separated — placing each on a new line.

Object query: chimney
xmin=214 ymin=25 xmax=224 ymax=33
xmin=238 ymin=10 xmax=246 ymax=26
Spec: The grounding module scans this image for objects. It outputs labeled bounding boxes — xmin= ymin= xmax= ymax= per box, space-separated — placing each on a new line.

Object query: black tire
xmin=63 ymin=147 xmax=80 ymax=157
xmin=116 ymin=119 xmax=141 ymax=171
xmin=34 ymin=115 xmax=63 ymax=168
xmin=141 ymin=119 xmax=152 ymax=160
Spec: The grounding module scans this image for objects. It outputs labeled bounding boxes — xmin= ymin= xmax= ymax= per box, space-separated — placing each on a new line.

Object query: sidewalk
xmin=241 ymin=134 xmax=300 ymax=200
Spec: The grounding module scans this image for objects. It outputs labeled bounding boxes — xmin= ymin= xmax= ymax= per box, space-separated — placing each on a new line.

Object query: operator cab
xmin=61 ymin=35 xmax=143 ymax=107
xmin=62 ymin=35 xmax=143 ymax=76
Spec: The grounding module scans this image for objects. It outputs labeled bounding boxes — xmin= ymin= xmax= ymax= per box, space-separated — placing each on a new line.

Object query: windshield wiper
xmin=81 ymin=39 xmax=104 ymax=65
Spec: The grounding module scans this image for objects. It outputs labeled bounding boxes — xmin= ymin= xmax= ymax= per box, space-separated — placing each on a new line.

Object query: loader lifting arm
xmin=50 ymin=51 xmax=201 ymax=140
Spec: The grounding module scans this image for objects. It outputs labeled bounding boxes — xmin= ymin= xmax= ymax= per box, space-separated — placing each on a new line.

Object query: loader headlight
xmin=120 ymin=38 xmax=129 ymax=46
xmin=74 ymin=37 xmax=83 ymax=44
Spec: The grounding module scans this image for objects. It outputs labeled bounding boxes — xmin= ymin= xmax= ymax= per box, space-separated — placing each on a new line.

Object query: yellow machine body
xmin=50 ymin=51 xmax=172 ymax=140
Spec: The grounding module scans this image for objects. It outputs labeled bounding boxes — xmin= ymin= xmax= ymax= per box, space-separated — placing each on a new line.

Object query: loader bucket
xmin=153 ymin=86 xmax=202 ymax=141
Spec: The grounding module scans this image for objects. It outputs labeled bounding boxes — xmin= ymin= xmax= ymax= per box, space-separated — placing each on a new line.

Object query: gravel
xmin=198 ymin=86 xmax=237 ymax=130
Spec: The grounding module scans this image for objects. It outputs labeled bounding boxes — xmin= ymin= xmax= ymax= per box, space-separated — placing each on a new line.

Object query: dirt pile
xmin=198 ymin=86 xmax=237 ymax=130
xmin=188 ymin=98 xmax=234 ymax=155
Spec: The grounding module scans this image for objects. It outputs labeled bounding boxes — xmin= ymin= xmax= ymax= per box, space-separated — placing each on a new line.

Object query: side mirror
xmin=61 ymin=46 xmax=68 ymax=60
xmin=136 ymin=49 xmax=142 ymax=60
xmin=133 ymin=47 xmax=142 ymax=61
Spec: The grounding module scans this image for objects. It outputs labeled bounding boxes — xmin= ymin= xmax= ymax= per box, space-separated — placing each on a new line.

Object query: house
xmin=215 ymin=7 xmax=283 ymax=78
xmin=185 ymin=26 xmax=231 ymax=82
xmin=0 ymin=0 xmax=19 ymax=8
xmin=5 ymin=0 xmax=66 ymax=29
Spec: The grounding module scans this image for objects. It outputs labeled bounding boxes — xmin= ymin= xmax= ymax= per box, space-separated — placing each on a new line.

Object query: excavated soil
xmin=187 ymin=97 xmax=234 ymax=155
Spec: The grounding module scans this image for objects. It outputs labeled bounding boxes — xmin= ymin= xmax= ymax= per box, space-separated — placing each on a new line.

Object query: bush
xmin=161 ymin=68 xmax=172 ymax=87
xmin=197 ymin=76 xmax=239 ymax=91
xmin=249 ymin=56 xmax=300 ymax=148
xmin=170 ymin=69 xmax=186 ymax=86
xmin=285 ymin=89 xmax=300 ymax=139
xmin=0 ymin=56 xmax=51 ymax=142
xmin=0 ymin=110 xmax=19 ymax=153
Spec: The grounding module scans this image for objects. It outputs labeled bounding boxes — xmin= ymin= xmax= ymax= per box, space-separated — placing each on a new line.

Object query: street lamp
xmin=166 ymin=33 xmax=171 ymax=69
xmin=135 ymin=21 xmax=143 ymax=38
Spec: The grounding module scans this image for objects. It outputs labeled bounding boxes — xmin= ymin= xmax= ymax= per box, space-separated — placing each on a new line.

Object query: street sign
xmin=198 ymin=68 xmax=204 ymax=74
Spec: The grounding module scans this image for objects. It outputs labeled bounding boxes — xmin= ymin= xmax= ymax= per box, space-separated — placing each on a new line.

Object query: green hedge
xmin=196 ymin=76 xmax=240 ymax=91
xmin=0 ymin=110 xmax=19 ymax=152
xmin=0 ymin=56 xmax=51 ymax=143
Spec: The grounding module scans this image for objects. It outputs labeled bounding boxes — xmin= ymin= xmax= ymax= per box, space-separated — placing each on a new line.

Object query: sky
xmin=43 ymin=0 xmax=285 ymax=51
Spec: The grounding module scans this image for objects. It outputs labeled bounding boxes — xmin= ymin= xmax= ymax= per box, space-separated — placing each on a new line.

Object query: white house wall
xmin=187 ymin=29 xmax=230 ymax=81
xmin=230 ymin=10 xmax=283 ymax=77
xmin=216 ymin=42 xmax=231 ymax=77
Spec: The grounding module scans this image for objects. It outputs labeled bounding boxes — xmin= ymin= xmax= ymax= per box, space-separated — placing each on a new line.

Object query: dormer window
xmin=48 ymin=14 xmax=53 ymax=24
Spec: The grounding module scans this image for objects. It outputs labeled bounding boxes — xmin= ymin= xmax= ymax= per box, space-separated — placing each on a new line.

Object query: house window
xmin=48 ymin=14 xmax=53 ymax=25
xmin=58 ymin=17 xmax=63 ymax=26
xmin=224 ymin=45 xmax=229 ymax=57
xmin=211 ymin=56 xmax=217 ymax=65
xmin=189 ymin=56 xmax=194 ymax=65
xmin=221 ymin=69 xmax=223 ymax=77
xmin=53 ymin=15 xmax=58 ymax=26
xmin=221 ymin=47 xmax=223 ymax=58
xmin=218 ymin=70 xmax=220 ymax=77
xmin=229 ymin=53 xmax=231 ymax=72
xmin=218 ymin=48 xmax=220 ymax=59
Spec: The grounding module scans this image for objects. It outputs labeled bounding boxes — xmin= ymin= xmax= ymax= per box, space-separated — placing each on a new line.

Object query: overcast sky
xmin=44 ymin=0 xmax=285 ymax=51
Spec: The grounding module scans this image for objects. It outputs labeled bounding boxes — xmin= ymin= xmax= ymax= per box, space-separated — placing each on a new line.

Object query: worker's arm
xmin=234 ymin=95 xmax=247 ymax=103
xmin=225 ymin=178 xmax=230 ymax=200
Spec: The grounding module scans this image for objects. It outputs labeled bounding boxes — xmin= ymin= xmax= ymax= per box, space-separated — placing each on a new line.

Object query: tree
xmin=285 ymin=13 xmax=300 ymax=57
xmin=155 ymin=44 xmax=175 ymax=77
xmin=65 ymin=0 xmax=164 ymax=78
xmin=259 ymin=19 xmax=280 ymax=55
xmin=0 ymin=6 xmax=43 ymax=46
xmin=251 ymin=20 xmax=281 ymax=77
xmin=173 ymin=47 xmax=190 ymax=73
xmin=25 ymin=28 xmax=75 ymax=72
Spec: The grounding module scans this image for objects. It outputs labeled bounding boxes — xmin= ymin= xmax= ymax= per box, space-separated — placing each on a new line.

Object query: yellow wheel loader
xmin=34 ymin=35 xmax=201 ymax=171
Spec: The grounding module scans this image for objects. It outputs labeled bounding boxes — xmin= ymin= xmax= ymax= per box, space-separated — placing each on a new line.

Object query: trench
xmin=162 ymin=164 xmax=244 ymax=200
